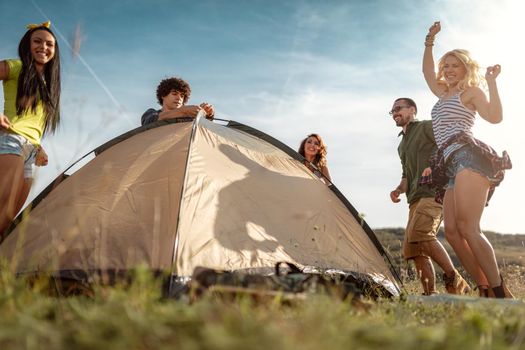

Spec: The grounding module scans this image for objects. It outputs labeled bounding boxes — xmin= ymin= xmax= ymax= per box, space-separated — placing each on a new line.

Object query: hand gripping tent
xmin=0 ymin=117 xmax=401 ymax=296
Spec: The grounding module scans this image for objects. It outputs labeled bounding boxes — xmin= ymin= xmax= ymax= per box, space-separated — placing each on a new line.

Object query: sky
xmin=1 ymin=0 xmax=524 ymax=234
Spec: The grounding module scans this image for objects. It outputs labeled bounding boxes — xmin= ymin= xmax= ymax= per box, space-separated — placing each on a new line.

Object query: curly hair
xmin=156 ymin=77 xmax=191 ymax=105
xmin=17 ymin=25 xmax=61 ymax=134
xmin=437 ymin=49 xmax=484 ymax=91
xmin=298 ymin=134 xmax=328 ymax=168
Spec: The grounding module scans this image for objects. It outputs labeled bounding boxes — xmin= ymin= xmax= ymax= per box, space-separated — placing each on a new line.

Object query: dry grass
xmin=376 ymin=228 xmax=525 ymax=298
xmin=402 ymin=264 xmax=525 ymax=299
xmin=0 ymin=265 xmax=524 ymax=350
xmin=0 ymin=228 xmax=523 ymax=349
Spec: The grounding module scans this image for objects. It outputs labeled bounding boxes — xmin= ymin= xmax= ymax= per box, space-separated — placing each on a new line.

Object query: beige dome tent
xmin=0 ymin=117 xmax=401 ymax=296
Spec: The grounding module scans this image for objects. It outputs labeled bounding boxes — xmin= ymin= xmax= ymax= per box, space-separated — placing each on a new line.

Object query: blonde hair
xmin=436 ymin=49 xmax=484 ymax=91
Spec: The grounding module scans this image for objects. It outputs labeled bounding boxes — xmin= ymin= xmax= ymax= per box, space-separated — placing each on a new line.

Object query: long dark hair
xmin=17 ymin=26 xmax=61 ymax=134
xmin=298 ymin=134 xmax=328 ymax=168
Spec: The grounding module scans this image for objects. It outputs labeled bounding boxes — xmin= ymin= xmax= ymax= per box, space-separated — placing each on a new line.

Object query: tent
xmin=0 ymin=116 xmax=401 ymax=296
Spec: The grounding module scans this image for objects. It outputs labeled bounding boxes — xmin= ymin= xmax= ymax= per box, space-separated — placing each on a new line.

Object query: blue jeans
xmin=0 ymin=131 xmax=37 ymax=178
xmin=446 ymin=145 xmax=494 ymax=189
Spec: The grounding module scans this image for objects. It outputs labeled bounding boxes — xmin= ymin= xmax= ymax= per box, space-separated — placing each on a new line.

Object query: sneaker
xmin=443 ymin=270 xmax=470 ymax=295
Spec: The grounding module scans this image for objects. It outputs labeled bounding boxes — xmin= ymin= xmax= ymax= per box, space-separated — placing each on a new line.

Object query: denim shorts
xmin=445 ymin=145 xmax=494 ymax=188
xmin=0 ymin=131 xmax=37 ymax=178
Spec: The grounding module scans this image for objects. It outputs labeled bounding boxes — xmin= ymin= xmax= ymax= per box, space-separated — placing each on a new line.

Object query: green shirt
xmin=3 ymin=59 xmax=46 ymax=145
xmin=397 ymin=120 xmax=436 ymax=204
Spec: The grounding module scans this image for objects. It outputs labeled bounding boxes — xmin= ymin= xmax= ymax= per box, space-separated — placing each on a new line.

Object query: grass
xmin=0 ymin=264 xmax=524 ymax=349
xmin=400 ymin=263 xmax=525 ymax=299
xmin=375 ymin=228 xmax=525 ymax=268
xmin=0 ymin=229 xmax=523 ymax=349
xmin=375 ymin=228 xmax=525 ymax=297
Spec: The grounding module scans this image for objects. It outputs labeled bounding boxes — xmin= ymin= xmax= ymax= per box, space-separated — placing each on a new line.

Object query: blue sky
xmin=1 ymin=0 xmax=524 ymax=234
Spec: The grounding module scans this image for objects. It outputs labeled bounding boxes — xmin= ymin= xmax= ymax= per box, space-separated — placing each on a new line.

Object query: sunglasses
xmin=389 ymin=105 xmax=411 ymax=116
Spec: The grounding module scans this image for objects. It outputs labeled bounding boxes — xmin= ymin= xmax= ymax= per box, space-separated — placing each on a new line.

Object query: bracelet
xmin=425 ymin=38 xmax=434 ymax=47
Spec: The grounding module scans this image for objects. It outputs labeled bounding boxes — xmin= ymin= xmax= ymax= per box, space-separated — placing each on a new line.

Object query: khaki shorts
xmin=403 ymin=197 xmax=443 ymax=260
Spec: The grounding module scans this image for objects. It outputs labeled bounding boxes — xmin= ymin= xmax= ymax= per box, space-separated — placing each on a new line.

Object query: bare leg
xmin=420 ymin=240 xmax=455 ymax=275
xmin=442 ymin=188 xmax=489 ymax=286
xmin=14 ymin=178 xmax=32 ymax=214
xmin=413 ymin=256 xmax=436 ymax=295
xmin=454 ymin=169 xmax=500 ymax=286
xmin=0 ymin=154 xmax=25 ymax=235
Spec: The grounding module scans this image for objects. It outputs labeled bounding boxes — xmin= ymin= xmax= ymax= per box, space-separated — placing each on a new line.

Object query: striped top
xmin=431 ymin=93 xmax=475 ymax=160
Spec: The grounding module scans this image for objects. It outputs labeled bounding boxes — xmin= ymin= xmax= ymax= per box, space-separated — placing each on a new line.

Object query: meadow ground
xmin=0 ymin=264 xmax=524 ymax=350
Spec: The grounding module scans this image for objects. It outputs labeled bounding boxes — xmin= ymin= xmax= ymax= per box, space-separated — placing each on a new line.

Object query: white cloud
xmin=7 ymin=0 xmax=524 ymax=234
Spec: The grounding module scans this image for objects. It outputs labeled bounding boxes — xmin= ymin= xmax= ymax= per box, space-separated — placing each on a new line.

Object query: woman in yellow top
xmin=0 ymin=21 xmax=61 ymax=238
xmin=298 ymin=134 xmax=332 ymax=183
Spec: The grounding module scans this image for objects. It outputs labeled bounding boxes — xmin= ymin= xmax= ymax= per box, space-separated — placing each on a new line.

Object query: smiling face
xmin=391 ymin=99 xmax=415 ymax=128
xmin=30 ymin=29 xmax=56 ymax=70
xmin=442 ymin=54 xmax=467 ymax=87
xmin=161 ymin=90 xmax=185 ymax=111
xmin=304 ymin=136 xmax=321 ymax=159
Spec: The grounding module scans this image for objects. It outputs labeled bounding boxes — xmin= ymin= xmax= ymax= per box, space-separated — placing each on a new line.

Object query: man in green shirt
xmin=389 ymin=97 xmax=469 ymax=295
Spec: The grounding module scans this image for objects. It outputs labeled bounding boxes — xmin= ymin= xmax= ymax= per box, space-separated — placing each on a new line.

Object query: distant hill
xmin=374 ymin=228 xmax=525 ymax=269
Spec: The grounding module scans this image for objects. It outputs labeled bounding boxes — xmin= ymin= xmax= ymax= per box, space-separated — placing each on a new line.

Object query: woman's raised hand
xmin=428 ymin=21 xmax=441 ymax=37
xmin=485 ymin=64 xmax=501 ymax=82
